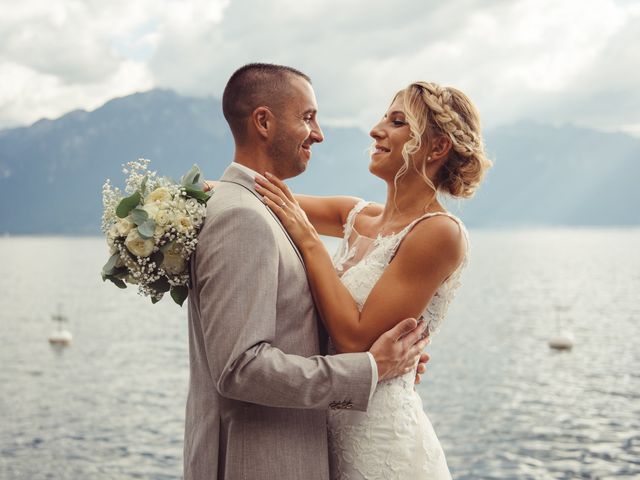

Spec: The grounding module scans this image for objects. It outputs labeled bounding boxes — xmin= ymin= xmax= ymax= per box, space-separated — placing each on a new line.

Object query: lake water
xmin=0 ymin=230 xmax=638 ymax=479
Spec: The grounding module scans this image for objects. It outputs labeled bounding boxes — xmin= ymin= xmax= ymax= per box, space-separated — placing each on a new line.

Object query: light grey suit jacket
xmin=184 ymin=164 xmax=374 ymax=480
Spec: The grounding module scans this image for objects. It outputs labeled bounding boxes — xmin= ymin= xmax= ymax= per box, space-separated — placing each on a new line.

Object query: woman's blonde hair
xmin=393 ymin=81 xmax=492 ymax=199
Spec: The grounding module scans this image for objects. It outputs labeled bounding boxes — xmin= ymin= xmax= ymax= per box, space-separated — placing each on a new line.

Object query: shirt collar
xmin=229 ymin=162 xmax=267 ymax=181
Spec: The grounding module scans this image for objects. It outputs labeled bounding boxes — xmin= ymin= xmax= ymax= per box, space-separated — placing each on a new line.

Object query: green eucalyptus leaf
xmin=150 ymin=276 xmax=171 ymax=293
xmin=116 ymin=191 xmax=142 ymax=218
xmin=170 ymin=285 xmax=189 ymax=306
xmin=183 ymin=186 xmax=211 ymax=204
xmin=138 ymin=219 xmax=156 ymax=239
xmin=140 ymin=176 xmax=148 ymax=195
xmin=112 ymin=266 xmax=129 ymax=279
xmin=151 ymin=295 xmax=162 ymax=304
xmin=107 ymin=276 xmax=127 ymax=289
xmin=131 ymin=207 xmax=148 ymax=226
xmin=181 ymin=164 xmax=201 ymax=187
xmin=102 ymin=253 xmax=120 ymax=276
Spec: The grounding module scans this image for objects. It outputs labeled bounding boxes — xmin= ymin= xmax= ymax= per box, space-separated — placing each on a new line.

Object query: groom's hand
xmin=369 ymin=318 xmax=429 ymax=382
xmin=415 ymin=352 xmax=430 ymax=385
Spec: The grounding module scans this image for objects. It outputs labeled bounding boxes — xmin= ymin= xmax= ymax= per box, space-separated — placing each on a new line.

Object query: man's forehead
xmin=288 ymin=76 xmax=318 ymax=111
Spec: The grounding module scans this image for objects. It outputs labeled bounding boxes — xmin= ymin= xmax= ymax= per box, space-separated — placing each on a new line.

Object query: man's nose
xmin=311 ymin=121 xmax=324 ymax=144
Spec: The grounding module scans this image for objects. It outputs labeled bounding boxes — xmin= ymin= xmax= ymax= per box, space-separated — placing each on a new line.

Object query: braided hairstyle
xmin=395 ymin=81 xmax=491 ymax=199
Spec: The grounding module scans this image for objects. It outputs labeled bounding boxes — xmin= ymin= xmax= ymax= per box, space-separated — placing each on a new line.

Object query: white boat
xmin=549 ymin=305 xmax=574 ymax=350
xmin=548 ymin=332 xmax=574 ymax=350
xmin=49 ymin=305 xmax=72 ymax=346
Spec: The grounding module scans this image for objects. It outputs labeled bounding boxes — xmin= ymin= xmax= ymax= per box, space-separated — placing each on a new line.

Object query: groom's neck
xmin=233 ymin=147 xmax=277 ymax=178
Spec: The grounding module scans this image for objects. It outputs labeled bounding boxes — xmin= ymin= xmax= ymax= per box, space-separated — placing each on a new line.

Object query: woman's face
xmin=368 ymin=94 xmax=414 ymax=180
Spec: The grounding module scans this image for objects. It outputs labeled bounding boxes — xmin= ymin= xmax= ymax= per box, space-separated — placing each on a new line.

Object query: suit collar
xmin=220 ymin=163 xmax=307 ymax=272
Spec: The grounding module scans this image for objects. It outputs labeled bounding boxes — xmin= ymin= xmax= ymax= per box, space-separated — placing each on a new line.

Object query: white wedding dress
xmin=327 ymin=200 xmax=469 ymax=480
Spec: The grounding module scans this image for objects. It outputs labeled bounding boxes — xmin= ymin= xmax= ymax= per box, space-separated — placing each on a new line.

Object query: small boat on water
xmin=49 ymin=305 xmax=72 ymax=346
xmin=548 ymin=332 xmax=574 ymax=350
xmin=549 ymin=304 xmax=574 ymax=350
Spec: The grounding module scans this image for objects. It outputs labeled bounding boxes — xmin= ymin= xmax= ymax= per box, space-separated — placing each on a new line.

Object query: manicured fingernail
xmin=265 ymin=171 xmax=272 ymax=178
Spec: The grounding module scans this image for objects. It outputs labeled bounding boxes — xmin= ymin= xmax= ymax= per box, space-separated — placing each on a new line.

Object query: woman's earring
xmin=427 ymin=156 xmax=432 ymax=161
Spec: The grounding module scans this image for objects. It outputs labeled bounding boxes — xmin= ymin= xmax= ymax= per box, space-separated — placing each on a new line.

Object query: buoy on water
xmin=548 ymin=332 xmax=574 ymax=350
xmin=48 ymin=330 xmax=73 ymax=345
xmin=48 ymin=305 xmax=72 ymax=346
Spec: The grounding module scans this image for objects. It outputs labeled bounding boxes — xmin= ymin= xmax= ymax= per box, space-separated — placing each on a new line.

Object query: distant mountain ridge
xmin=0 ymin=89 xmax=638 ymax=234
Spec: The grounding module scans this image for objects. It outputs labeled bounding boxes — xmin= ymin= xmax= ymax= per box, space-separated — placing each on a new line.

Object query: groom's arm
xmin=195 ymin=205 xmax=374 ymax=410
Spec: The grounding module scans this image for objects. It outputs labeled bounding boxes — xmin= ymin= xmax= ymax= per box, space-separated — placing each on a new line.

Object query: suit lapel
xmin=219 ymin=164 xmax=307 ymax=272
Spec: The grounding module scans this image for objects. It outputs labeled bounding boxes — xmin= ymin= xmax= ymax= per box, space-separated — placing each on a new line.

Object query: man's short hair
xmin=222 ymin=63 xmax=312 ymax=141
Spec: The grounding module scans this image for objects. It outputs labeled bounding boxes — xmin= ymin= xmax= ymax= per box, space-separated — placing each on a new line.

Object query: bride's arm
xmin=204 ymin=181 xmax=360 ymax=238
xmin=255 ymin=174 xmax=465 ymax=353
xmin=294 ymin=194 xmax=361 ymax=237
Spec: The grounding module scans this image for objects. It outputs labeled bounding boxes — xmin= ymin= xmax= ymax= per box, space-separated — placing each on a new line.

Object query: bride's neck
xmin=380 ymin=176 xmax=441 ymax=225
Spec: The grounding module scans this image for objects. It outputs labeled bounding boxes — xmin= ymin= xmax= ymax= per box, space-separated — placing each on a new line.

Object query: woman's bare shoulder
xmin=398 ymin=213 xmax=466 ymax=269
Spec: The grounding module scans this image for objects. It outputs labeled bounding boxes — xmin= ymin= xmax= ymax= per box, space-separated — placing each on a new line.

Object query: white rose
xmin=153 ymin=224 xmax=166 ymax=240
xmin=155 ymin=209 xmax=174 ymax=227
xmin=142 ymin=203 xmax=160 ymax=220
xmin=175 ymin=214 xmax=193 ymax=233
xmin=116 ymin=217 xmax=135 ymax=236
xmin=175 ymin=197 xmax=186 ymax=211
xmin=124 ymin=229 xmax=155 ymax=257
xmin=146 ymin=187 xmax=171 ymax=204
xmin=162 ymin=251 xmax=186 ymax=275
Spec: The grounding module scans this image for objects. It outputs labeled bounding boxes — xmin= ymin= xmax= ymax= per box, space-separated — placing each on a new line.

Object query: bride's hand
xmin=255 ymin=173 xmax=320 ymax=251
xmin=202 ymin=180 xmax=219 ymax=192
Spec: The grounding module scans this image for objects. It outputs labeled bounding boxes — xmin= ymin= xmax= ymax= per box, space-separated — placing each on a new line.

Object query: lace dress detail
xmin=328 ymin=199 xmax=469 ymax=480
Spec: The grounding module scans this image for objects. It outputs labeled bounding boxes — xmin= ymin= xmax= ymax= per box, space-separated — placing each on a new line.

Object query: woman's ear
xmin=429 ymin=135 xmax=452 ymax=162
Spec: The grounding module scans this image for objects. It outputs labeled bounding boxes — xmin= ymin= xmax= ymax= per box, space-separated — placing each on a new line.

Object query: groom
xmin=185 ymin=63 xmax=429 ymax=480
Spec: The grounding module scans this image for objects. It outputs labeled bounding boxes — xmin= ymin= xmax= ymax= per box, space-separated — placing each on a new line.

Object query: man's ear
xmin=252 ymin=106 xmax=273 ymax=140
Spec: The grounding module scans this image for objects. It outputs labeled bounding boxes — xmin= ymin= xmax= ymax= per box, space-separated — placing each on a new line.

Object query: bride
xmin=254 ymin=81 xmax=491 ymax=479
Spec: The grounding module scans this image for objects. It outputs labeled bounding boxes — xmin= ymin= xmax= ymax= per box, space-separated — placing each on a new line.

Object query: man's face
xmin=268 ymin=76 xmax=324 ymax=179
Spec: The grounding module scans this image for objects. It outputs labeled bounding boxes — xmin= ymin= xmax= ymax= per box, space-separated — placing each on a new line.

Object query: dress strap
xmin=389 ymin=212 xmax=469 ymax=263
xmin=334 ymin=199 xmax=372 ymax=272
xmin=343 ymin=199 xmax=372 ymax=240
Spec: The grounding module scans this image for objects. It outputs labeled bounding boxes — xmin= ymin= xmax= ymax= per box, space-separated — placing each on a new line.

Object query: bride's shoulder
xmin=399 ymin=213 xmax=466 ymax=267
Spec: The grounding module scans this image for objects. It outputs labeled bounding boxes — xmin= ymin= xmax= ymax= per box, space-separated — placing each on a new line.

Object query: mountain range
xmin=0 ymin=89 xmax=638 ymax=234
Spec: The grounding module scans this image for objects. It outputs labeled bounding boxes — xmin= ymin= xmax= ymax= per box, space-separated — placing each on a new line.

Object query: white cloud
xmin=0 ymin=0 xmax=638 ymax=135
xmin=0 ymin=0 xmax=227 ymax=128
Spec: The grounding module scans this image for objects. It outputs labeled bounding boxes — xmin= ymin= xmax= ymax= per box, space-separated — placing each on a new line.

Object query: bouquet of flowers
xmin=101 ymin=158 xmax=212 ymax=305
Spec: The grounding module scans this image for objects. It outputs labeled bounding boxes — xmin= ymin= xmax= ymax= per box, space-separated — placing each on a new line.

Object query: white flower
xmin=154 ymin=224 xmax=166 ymax=239
xmin=185 ymin=198 xmax=199 ymax=211
xmin=175 ymin=214 xmax=193 ymax=233
xmin=107 ymin=224 xmax=119 ymax=247
xmin=116 ymin=217 xmax=135 ymax=236
xmin=146 ymin=187 xmax=171 ymax=204
xmin=124 ymin=229 xmax=155 ymax=257
xmin=175 ymin=197 xmax=187 ymax=211
xmin=155 ymin=209 xmax=174 ymax=227
xmin=142 ymin=203 xmax=160 ymax=220
xmin=162 ymin=251 xmax=187 ymax=275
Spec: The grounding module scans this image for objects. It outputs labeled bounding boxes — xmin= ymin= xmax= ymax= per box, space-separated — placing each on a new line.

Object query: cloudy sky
xmin=1 ymin=0 xmax=639 ymax=135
